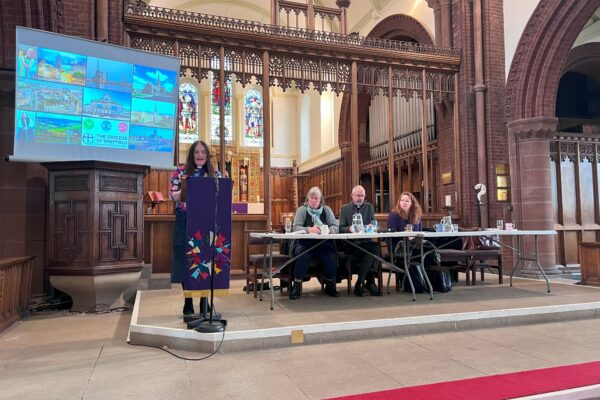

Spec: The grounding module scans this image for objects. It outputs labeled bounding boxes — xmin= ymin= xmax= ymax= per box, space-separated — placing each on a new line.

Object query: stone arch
xmin=506 ymin=0 xmax=600 ymax=121
xmin=505 ymin=0 xmax=600 ymax=273
xmin=366 ymin=14 xmax=434 ymax=44
xmin=562 ymin=42 xmax=600 ymax=80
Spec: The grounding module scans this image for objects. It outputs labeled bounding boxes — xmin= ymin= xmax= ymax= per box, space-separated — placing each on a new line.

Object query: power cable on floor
xmin=127 ymin=321 xmax=226 ymax=361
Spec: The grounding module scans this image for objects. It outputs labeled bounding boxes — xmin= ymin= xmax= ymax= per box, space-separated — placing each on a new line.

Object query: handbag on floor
xmin=402 ymin=263 xmax=427 ymax=293
xmin=426 ymin=269 xmax=452 ymax=293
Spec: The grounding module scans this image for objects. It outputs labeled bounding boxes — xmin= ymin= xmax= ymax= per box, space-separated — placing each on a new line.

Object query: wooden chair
xmin=436 ymin=229 xmax=503 ymax=285
xmin=430 ymin=234 xmax=473 ymax=285
xmin=466 ymin=235 xmax=503 ymax=284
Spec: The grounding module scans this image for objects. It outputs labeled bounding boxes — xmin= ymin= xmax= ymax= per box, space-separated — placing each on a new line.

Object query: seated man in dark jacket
xmin=339 ymin=185 xmax=382 ymax=296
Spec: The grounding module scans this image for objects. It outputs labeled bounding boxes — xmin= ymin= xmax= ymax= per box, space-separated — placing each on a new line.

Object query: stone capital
xmin=335 ymin=0 xmax=351 ymax=9
xmin=425 ymin=0 xmax=440 ymax=10
xmin=507 ymin=117 xmax=558 ymax=141
xmin=472 ymin=83 xmax=486 ymax=93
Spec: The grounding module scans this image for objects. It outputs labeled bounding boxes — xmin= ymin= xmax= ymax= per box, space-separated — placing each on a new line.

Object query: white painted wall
xmin=300 ymin=94 xmax=311 ymax=163
xmin=504 ymin=0 xmax=539 ymax=79
xmin=320 ymin=90 xmax=334 ymax=151
xmin=308 ymin=89 xmax=321 ymax=159
xmin=271 ymin=88 xmax=299 ymax=167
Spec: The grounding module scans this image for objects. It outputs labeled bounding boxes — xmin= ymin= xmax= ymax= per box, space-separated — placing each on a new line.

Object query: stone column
xmin=351 ymin=61 xmax=359 ymax=186
xmin=96 ymin=0 xmax=108 ymax=42
xmin=434 ymin=5 xmax=442 ymax=46
xmin=440 ymin=0 xmax=453 ymax=47
xmin=262 ymin=51 xmax=272 ymax=228
xmin=507 ymin=117 xmax=561 ymax=276
xmin=335 ymin=0 xmax=351 ymax=35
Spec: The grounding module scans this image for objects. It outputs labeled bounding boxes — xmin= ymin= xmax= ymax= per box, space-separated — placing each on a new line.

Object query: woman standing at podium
xmin=170 ymin=140 xmax=219 ymax=316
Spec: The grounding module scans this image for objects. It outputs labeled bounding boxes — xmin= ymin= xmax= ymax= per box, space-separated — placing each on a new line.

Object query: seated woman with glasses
xmin=289 ymin=186 xmax=340 ymax=300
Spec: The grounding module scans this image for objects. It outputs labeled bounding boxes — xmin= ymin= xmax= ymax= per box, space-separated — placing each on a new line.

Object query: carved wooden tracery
xmin=124 ymin=0 xmax=461 ymax=222
xmin=124 ymin=1 xmax=460 ymax=98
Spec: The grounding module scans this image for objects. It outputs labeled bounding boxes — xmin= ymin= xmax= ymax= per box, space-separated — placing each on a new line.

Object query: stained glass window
xmin=243 ymin=88 xmax=263 ymax=147
xmin=210 ymin=77 xmax=232 ymax=144
xmin=178 ymin=82 xmax=198 ymax=144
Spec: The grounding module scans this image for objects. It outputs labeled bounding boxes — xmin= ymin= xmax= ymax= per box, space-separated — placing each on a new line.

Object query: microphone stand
xmin=194 ymin=176 xmax=226 ymax=333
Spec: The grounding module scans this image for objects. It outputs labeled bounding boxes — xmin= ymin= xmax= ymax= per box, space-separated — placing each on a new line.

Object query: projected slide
xmin=13 ymin=27 xmax=180 ymax=169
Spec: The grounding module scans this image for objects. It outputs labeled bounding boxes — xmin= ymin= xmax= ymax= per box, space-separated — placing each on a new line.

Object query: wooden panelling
xmin=580 ymin=160 xmax=595 ymax=225
xmin=46 ymin=162 xmax=146 ymax=275
xmin=143 ymin=169 xmax=174 ymax=215
xmin=144 ymin=214 xmax=267 ymax=275
xmin=298 ymin=160 xmax=344 ymax=215
xmin=550 ymin=138 xmax=600 ymax=267
xmin=580 ymin=242 xmax=600 ymax=286
xmin=0 ymin=257 xmax=34 ymax=333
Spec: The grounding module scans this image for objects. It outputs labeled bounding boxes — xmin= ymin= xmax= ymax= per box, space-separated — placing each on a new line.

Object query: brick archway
xmin=506 ymin=0 xmax=600 ymax=120
xmin=562 ymin=42 xmax=600 ymax=81
xmin=505 ymin=0 xmax=600 ymax=272
xmin=366 ymin=14 xmax=434 ymax=44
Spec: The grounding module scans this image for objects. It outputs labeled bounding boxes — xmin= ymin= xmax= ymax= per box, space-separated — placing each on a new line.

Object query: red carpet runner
xmin=326 ymin=361 xmax=600 ymax=400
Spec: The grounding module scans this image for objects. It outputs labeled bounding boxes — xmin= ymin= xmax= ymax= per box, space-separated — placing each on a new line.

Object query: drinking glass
xmin=285 ymin=219 xmax=292 ymax=234
xmin=496 ymin=219 xmax=504 ymax=230
xmin=405 ymin=224 xmax=413 ymax=232
xmin=370 ymin=219 xmax=378 ymax=233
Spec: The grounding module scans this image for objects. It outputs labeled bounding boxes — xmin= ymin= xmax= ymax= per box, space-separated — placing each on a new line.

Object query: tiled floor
xmin=2 ymin=277 xmax=600 ymax=400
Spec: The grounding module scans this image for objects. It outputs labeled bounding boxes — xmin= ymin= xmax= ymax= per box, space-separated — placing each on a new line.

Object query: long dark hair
xmin=184 ymin=140 xmax=215 ymax=177
xmin=392 ymin=192 xmax=422 ymax=224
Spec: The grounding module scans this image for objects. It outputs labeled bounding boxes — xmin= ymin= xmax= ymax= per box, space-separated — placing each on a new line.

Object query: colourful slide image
xmin=132 ymin=65 xmax=176 ymax=101
xmin=34 ymin=112 xmax=82 ymax=144
xmin=86 ymin=57 xmax=133 ymax=93
xmin=16 ymin=78 xmax=37 ymax=111
xmin=15 ymin=110 xmax=36 ymax=143
xmin=81 ymin=117 xmax=130 ymax=149
xmin=83 ymin=87 xmax=131 ymax=120
xmin=37 ymin=48 xmax=86 ymax=86
xmin=130 ymin=98 xmax=175 ymax=129
xmin=17 ymin=45 xmax=38 ymax=79
xmin=17 ymin=79 xmax=83 ymax=115
xmin=128 ymin=125 xmax=173 ymax=152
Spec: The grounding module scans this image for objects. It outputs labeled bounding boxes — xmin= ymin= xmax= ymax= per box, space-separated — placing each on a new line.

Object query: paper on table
xmin=292 ymin=230 xmax=306 ymax=234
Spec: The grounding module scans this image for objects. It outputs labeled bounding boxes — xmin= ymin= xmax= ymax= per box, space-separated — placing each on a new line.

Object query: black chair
xmin=245 ymin=230 xmax=291 ymax=298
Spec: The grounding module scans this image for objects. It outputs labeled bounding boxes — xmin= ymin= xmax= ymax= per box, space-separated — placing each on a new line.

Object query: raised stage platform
xmin=128 ymin=275 xmax=600 ymax=353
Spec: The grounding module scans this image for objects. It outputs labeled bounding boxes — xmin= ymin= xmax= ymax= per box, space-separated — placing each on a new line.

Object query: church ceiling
xmin=574 ymin=6 xmax=600 ymax=47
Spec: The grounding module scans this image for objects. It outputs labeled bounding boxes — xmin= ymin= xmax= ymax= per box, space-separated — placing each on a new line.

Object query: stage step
xmin=127 ymin=278 xmax=600 ymax=354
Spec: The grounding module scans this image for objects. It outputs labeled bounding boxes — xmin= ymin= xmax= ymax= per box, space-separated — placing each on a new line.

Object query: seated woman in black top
xmin=290 ymin=186 xmax=340 ymax=300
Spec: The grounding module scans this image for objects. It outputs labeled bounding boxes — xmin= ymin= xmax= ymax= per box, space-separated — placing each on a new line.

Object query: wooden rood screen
xmin=124 ymin=1 xmax=459 ymax=94
xmin=550 ymin=133 xmax=600 ymax=267
xmin=123 ymin=0 xmax=461 ymax=225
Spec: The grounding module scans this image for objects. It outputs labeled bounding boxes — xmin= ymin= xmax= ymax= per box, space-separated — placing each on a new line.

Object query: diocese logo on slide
xmin=81 ymin=117 xmax=129 ymax=149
